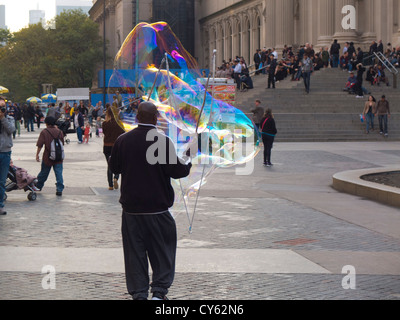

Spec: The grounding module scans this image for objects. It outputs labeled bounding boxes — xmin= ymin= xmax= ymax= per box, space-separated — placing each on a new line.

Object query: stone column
xmin=361 ymin=0 xmax=377 ymax=47
xmin=333 ymin=0 xmax=358 ymax=44
xmin=264 ymin=0 xmax=275 ymax=49
xmin=397 ymin=0 xmax=400 ymax=46
xmin=317 ymin=0 xmax=335 ymax=48
xmin=274 ymin=0 xmax=294 ymax=57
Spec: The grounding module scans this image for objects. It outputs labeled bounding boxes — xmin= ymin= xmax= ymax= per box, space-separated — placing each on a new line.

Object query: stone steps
xmin=234 ymin=67 xmax=400 ymax=142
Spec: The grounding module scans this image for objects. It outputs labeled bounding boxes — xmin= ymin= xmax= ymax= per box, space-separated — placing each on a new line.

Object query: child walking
xmin=83 ymin=122 xmax=91 ymax=144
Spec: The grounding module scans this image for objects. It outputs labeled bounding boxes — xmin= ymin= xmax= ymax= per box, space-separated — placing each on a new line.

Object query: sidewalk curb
xmin=333 ymin=166 xmax=400 ymax=208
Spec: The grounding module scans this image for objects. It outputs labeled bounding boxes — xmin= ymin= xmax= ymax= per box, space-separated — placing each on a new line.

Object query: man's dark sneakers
xmin=56 ymin=192 xmax=62 ymax=197
xmin=0 ymin=208 xmax=7 ymax=215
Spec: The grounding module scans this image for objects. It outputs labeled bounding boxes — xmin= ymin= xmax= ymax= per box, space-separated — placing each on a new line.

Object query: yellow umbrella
xmin=0 ymin=86 xmax=9 ymax=94
xmin=41 ymin=94 xmax=57 ymax=101
xmin=26 ymin=97 xmax=42 ymax=104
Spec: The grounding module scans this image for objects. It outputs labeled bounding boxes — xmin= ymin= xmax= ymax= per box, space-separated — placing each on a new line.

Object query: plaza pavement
xmin=0 ymin=128 xmax=400 ymax=300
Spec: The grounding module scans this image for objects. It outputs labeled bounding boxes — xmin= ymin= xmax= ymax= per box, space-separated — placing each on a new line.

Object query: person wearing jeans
xmin=72 ymin=109 xmax=85 ymax=144
xmin=35 ymin=117 xmax=65 ymax=196
xmin=0 ymin=97 xmax=15 ymax=215
xmin=363 ymin=96 xmax=377 ymax=134
xmin=375 ymin=95 xmax=391 ymax=137
xmin=301 ymin=54 xmax=313 ymax=94
xmin=26 ymin=103 xmax=36 ymax=132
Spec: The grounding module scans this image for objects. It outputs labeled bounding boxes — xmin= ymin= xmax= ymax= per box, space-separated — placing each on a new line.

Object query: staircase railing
xmin=373 ymin=52 xmax=398 ymax=75
xmin=363 ymin=52 xmax=399 ymax=88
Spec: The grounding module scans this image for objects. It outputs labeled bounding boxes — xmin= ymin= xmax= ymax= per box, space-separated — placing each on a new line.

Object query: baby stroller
xmin=56 ymin=118 xmax=75 ymax=144
xmin=4 ymin=166 xmax=38 ymax=202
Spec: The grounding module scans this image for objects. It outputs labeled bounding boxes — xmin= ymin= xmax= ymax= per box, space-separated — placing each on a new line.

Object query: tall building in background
xmin=0 ymin=5 xmax=7 ymax=29
xmin=56 ymin=0 xmax=93 ymax=15
xmin=196 ymin=0 xmax=400 ymax=69
xmin=29 ymin=9 xmax=45 ymax=26
xmin=152 ymin=0 xmax=195 ymax=56
xmin=89 ymin=0 xmax=195 ymax=67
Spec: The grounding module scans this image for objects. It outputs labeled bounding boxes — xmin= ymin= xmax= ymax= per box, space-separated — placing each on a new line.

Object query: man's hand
xmin=185 ymin=135 xmax=198 ymax=159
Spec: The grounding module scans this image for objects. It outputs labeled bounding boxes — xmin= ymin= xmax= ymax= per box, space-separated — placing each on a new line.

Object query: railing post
xmin=393 ymin=73 xmax=397 ymax=89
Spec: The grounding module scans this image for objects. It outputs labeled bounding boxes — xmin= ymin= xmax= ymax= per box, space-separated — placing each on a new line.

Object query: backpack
xmin=46 ymin=129 xmax=64 ymax=162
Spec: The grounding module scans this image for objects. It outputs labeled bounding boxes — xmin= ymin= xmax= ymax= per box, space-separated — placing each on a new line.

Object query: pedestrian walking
xmin=375 ymin=95 xmax=391 ymax=137
xmin=26 ymin=102 xmax=36 ymax=132
xmin=250 ymin=100 xmax=265 ymax=130
xmin=35 ymin=105 xmax=44 ymax=129
xmin=0 ymin=97 xmax=16 ymax=215
xmin=46 ymin=103 xmax=61 ymax=120
xmin=102 ymin=107 xmax=125 ymax=190
xmin=260 ymin=108 xmax=278 ymax=167
xmin=301 ymin=53 xmax=313 ymax=94
xmin=109 ymin=101 xmax=192 ymax=300
xmin=363 ymin=95 xmax=377 ymax=134
xmin=35 ymin=116 xmax=65 ymax=196
xmin=72 ymin=108 xmax=85 ymax=144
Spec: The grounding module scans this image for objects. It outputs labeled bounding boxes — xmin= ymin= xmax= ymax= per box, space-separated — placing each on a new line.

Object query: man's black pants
xmin=268 ymin=74 xmax=275 ymax=88
xmin=121 ymin=211 xmax=177 ymax=300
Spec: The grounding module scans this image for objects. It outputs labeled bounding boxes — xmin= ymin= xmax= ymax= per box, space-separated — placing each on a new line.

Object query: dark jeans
xmin=378 ymin=115 xmax=388 ymax=134
xmin=0 ymin=151 xmax=11 ymax=209
xmin=234 ymin=73 xmax=241 ymax=89
xmin=76 ymin=127 xmax=83 ymax=143
xmin=332 ymin=54 xmax=339 ymax=68
xmin=121 ymin=211 xmax=177 ymax=300
xmin=268 ymin=74 xmax=275 ymax=88
xmin=262 ymin=135 xmax=275 ymax=164
xmin=26 ymin=118 xmax=34 ymax=132
xmin=103 ymin=146 xmax=120 ymax=188
xmin=302 ymin=71 xmax=311 ymax=93
xmin=365 ymin=113 xmax=374 ymax=132
xmin=36 ymin=162 xmax=64 ymax=193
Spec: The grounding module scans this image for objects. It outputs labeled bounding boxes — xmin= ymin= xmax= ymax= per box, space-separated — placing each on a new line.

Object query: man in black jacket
xmin=109 ymin=101 xmax=192 ymax=300
xmin=267 ymin=54 xmax=277 ymax=89
xmin=330 ymin=39 xmax=341 ymax=68
xmin=254 ymin=49 xmax=262 ymax=75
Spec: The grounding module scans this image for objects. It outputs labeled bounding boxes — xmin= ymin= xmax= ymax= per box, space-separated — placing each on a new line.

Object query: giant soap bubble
xmin=109 ymin=22 xmax=260 ymax=232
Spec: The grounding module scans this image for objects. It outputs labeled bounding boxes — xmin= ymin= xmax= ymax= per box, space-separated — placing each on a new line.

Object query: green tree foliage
xmin=0 ymin=28 xmax=12 ymax=47
xmin=0 ymin=10 xmax=104 ymax=102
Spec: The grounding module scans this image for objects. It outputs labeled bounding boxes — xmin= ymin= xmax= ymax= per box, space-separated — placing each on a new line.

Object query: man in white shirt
xmin=343 ymin=42 xmax=349 ymax=55
xmin=272 ymin=48 xmax=278 ymax=60
xmin=233 ymin=59 xmax=242 ymax=89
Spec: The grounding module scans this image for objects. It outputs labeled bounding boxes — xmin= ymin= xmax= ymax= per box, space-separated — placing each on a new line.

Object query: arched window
xmin=246 ymin=19 xmax=251 ymax=63
xmin=256 ymin=16 xmax=261 ymax=51
xmin=238 ymin=21 xmax=241 ymax=57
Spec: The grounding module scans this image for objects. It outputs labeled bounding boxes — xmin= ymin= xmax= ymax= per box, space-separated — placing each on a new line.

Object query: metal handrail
xmin=374 ymin=52 xmax=399 ymax=75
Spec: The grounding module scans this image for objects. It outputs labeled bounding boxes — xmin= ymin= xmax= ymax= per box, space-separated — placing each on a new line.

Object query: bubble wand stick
xmin=147 ymin=56 xmax=167 ymax=101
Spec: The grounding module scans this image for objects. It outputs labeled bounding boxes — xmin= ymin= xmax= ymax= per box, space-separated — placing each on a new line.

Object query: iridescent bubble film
xmin=109 ymin=22 xmax=260 ymax=229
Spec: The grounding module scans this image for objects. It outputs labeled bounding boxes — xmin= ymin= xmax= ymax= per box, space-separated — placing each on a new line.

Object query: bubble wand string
xmin=189 ymin=49 xmax=217 ymax=234
xmin=164 ymin=53 xmax=192 ymax=229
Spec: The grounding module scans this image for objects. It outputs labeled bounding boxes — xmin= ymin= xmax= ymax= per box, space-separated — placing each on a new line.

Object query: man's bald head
xmin=137 ymin=102 xmax=159 ymax=125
